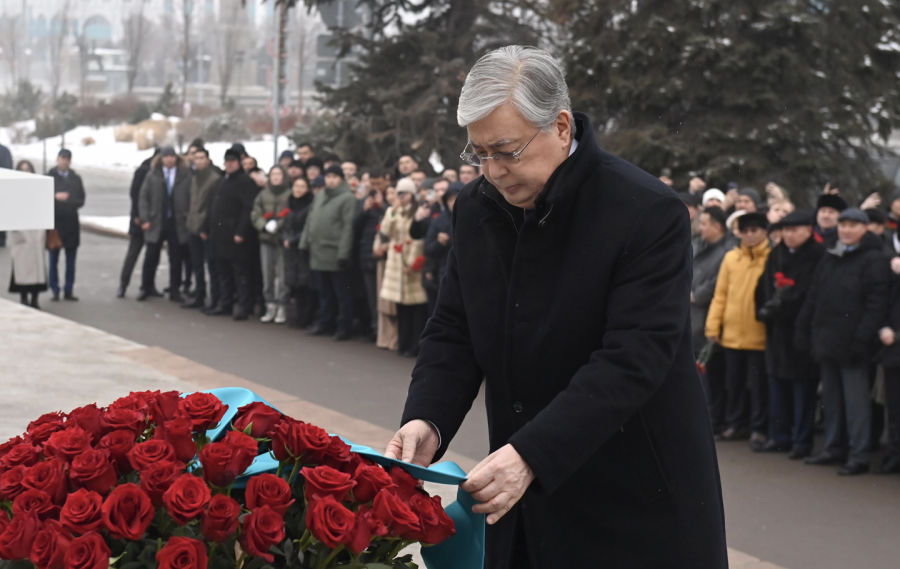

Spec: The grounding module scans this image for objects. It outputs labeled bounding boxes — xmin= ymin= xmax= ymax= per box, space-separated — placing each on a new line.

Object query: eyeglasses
xmin=460 ymin=128 xmax=542 ymax=167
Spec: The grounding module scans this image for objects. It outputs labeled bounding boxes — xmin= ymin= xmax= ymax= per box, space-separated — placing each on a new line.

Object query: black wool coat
xmin=353 ymin=200 xmax=385 ymax=273
xmin=795 ymin=232 xmax=890 ymax=365
xmin=204 ymin=170 xmax=259 ymax=261
xmin=283 ymin=194 xmax=314 ymax=289
xmin=129 ymin=157 xmax=153 ymax=237
xmin=48 ymin=168 xmax=86 ymax=249
xmin=755 ymin=238 xmax=824 ymax=381
xmin=402 ymin=114 xmax=727 ymax=569
xmin=421 ymin=209 xmax=452 ymax=290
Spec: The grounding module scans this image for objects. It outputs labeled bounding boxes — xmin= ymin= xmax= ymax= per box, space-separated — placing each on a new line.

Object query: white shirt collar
xmin=568 ymin=137 xmax=579 ymax=157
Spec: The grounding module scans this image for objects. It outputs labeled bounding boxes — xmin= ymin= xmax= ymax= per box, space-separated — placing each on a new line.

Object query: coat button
xmin=513 ymin=402 xmax=524 ymax=413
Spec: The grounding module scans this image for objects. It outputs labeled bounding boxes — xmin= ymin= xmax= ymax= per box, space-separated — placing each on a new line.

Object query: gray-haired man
xmin=385 ymin=46 xmax=727 ymax=568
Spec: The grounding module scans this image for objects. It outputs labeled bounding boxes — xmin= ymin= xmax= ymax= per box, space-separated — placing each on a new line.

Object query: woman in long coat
xmin=8 ymin=160 xmax=48 ymax=308
xmin=283 ymin=177 xmax=317 ymax=329
xmin=379 ymin=177 xmax=428 ymax=357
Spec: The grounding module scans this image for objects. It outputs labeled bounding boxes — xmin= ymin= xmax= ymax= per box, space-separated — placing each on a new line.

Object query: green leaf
xmin=108 ymin=553 xmax=126 ymax=568
xmin=243 ymin=423 xmax=254 ymax=436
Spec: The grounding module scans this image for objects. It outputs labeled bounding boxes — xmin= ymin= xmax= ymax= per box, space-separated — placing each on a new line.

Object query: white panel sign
xmin=0 ymin=169 xmax=55 ymax=231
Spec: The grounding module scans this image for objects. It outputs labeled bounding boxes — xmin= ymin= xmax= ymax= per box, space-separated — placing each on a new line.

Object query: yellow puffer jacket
xmin=705 ymin=241 xmax=771 ymax=351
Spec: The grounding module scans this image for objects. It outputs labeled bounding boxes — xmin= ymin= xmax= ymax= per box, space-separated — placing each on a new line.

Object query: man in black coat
xmin=117 ymin=149 xmax=160 ymax=298
xmin=796 ymin=208 xmax=889 ymax=475
xmin=754 ymin=211 xmax=825 ymax=458
xmin=385 ymin=46 xmax=727 ymax=569
xmin=353 ymin=168 xmax=389 ymax=342
xmin=202 ymin=149 xmax=260 ymax=320
xmin=876 ymin=254 xmax=900 ymax=475
xmin=419 ymin=183 xmax=461 ymax=316
xmin=48 ymin=149 xmax=86 ymax=301
xmin=813 ymin=193 xmax=846 ymax=249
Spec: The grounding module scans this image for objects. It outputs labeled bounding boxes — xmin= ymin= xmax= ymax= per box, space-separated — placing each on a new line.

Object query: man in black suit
xmin=117 ymin=148 xmax=160 ymax=298
xmin=385 ymin=46 xmax=727 ymax=569
xmin=48 ymin=149 xmax=86 ymax=301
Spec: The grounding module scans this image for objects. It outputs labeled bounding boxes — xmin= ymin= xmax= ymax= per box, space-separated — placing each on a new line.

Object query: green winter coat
xmin=298 ymin=181 xmax=357 ymax=271
xmin=250 ymin=169 xmax=292 ymax=244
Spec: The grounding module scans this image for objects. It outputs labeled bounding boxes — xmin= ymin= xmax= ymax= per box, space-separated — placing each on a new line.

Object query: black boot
xmin=30 ymin=293 xmax=40 ymax=310
xmin=20 ymin=293 xmax=28 ymax=306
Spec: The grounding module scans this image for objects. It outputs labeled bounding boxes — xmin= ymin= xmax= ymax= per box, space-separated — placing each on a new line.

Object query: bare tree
xmin=214 ymin=0 xmax=243 ymax=106
xmin=46 ymin=1 xmax=71 ymax=100
xmin=292 ymin=7 xmax=320 ymax=115
xmin=177 ymin=0 xmax=195 ymax=108
xmin=0 ymin=13 xmax=21 ymax=87
xmin=123 ymin=4 xmax=150 ymax=93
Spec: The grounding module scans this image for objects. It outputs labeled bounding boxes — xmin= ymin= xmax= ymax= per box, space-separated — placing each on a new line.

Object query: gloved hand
xmin=757 ymin=297 xmax=782 ymax=322
xmin=338 ymin=258 xmax=350 ymax=270
xmin=265 ymin=220 xmax=278 ymax=234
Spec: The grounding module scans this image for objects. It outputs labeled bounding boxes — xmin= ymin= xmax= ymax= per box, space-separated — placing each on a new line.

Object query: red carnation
xmin=162 ymin=475 xmax=211 ymax=526
xmin=29 ymin=519 xmax=71 ymax=569
xmin=177 ymin=393 xmax=228 ymax=433
xmin=232 ymin=402 xmax=282 ymax=438
xmin=305 ymin=495 xmax=355 ymax=549
xmin=155 ymin=418 xmax=197 ymax=464
xmin=101 ymin=483 xmax=154 ymax=540
xmin=156 ymin=537 xmax=208 ymax=569
xmin=63 ymin=532 xmax=110 ymax=569
xmin=69 ymin=450 xmax=118 ymax=495
xmin=372 ymin=489 xmax=420 ymax=538
xmin=128 ymin=439 xmax=178 ymax=472
xmin=393 ymin=244 xmax=403 ymax=253
xmin=100 ymin=409 xmax=146 ymax=436
xmin=352 ymin=460 xmax=393 ymax=504
xmin=22 ymin=459 xmax=68 ymax=505
xmin=201 ymin=495 xmax=241 ymax=543
xmin=262 ymin=212 xmax=274 ymax=221
xmin=0 ymin=509 xmax=41 ymax=560
xmin=410 ymin=255 xmax=425 ymax=272
xmin=239 ymin=505 xmax=284 ymax=562
xmin=198 ymin=441 xmax=254 ymax=488
xmin=97 ymin=430 xmax=136 ymax=474
xmin=277 ymin=208 xmax=291 ymax=219
xmin=140 ymin=461 xmax=183 ymax=506
xmin=60 ymin=488 xmax=104 ymax=535
xmin=302 ymin=465 xmax=356 ymax=503
xmin=245 ymin=473 xmax=295 ymax=515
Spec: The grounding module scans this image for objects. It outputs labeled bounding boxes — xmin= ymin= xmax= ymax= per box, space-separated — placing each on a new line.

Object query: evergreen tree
xmin=155 ymin=82 xmax=178 ymax=116
xmin=307 ymin=0 xmax=544 ymax=171
xmin=557 ymin=0 xmax=900 ymax=204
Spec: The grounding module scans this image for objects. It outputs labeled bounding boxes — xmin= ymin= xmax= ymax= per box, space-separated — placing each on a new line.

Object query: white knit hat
xmin=702 ymin=188 xmax=726 ymax=207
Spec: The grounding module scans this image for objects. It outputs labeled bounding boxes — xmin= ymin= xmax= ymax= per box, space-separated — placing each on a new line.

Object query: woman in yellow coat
xmin=705 ymin=212 xmax=771 ymax=445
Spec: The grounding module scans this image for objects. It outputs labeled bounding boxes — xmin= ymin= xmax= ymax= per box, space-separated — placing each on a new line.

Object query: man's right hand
xmin=133 ymin=217 xmax=142 ymax=226
xmin=200 ymin=233 xmax=207 ymax=240
xmin=384 ymin=419 xmax=440 ymax=468
xmin=141 ymin=222 xmax=151 ymax=231
xmin=707 ymin=335 xmax=721 ymax=345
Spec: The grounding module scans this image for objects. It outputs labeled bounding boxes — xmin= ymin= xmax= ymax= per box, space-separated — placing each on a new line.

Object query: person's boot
xmin=64 ymin=292 xmax=79 ymax=301
xmin=260 ymin=303 xmax=277 ymax=323
xmin=20 ymin=293 xmax=29 ymax=306
xmin=874 ymin=455 xmax=900 ymax=474
xmin=804 ymin=452 xmax=845 ymax=466
xmin=136 ymin=289 xmax=150 ymax=301
xmin=169 ymin=291 xmax=184 ymax=303
xmin=30 ymin=294 xmax=40 ymax=310
xmin=116 ymin=284 xmax=126 ymax=298
xmin=837 ymin=462 xmax=869 ymax=476
xmin=233 ymin=307 xmax=249 ymax=321
xmin=332 ymin=329 xmax=352 ymax=342
xmin=51 ymin=291 xmax=60 ymax=302
xmin=206 ymin=305 xmax=233 ymax=316
xmin=306 ymin=324 xmax=333 ymax=336
xmin=274 ymin=305 xmax=287 ymax=324
xmin=181 ymin=296 xmax=205 ymax=309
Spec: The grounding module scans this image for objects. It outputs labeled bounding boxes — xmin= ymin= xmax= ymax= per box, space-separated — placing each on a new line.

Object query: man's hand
xmin=200 ymin=232 xmax=207 ymax=240
xmin=461 ymin=444 xmax=535 ymax=525
xmin=860 ymin=192 xmax=882 ymax=210
xmin=141 ymin=222 xmax=151 ymax=231
xmin=881 ymin=327 xmax=896 ymax=346
xmin=55 ymin=192 xmax=69 ymax=201
xmin=384 ymin=420 xmax=440 ymax=468
xmin=437 ymin=232 xmax=450 ymax=245
xmin=707 ymin=335 xmax=721 ymax=345
xmin=133 ymin=217 xmax=142 ymax=226
xmin=688 ymin=177 xmax=706 ymax=194
xmin=415 ymin=205 xmax=431 ymax=221
xmin=891 ymin=257 xmax=900 ymax=275
xmin=284 ymin=239 xmax=290 ymax=249
xmin=234 ymin=235 xmax=244 ymax=244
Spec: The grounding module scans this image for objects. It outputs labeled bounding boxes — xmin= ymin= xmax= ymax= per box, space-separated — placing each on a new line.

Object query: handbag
xmin=46 ymin=229 xmax=63 ymax=250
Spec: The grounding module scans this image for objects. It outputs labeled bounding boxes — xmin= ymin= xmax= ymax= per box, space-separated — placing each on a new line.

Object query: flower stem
xmin=275 ymin=461 xmax=285 ymax=478
xmin=235 ymin=552 xmax=247 ymax=569
xmin=209 ymin=543 xmax=218 ymax=561
xmin=288 ymin=459 xmax=301 ymax=485
xmin=387 ymin=540 xmax=408 ymax=561
xmin=316 ymin=545 xmax=344 ymax=569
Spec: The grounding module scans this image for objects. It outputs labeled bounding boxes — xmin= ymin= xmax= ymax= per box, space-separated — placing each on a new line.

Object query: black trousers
xmin=214 ymin=257 xmax=251 ymax=313
xmin=289 ymin=286 xmax=319 ymax=329
xmin=701 ymin=346 xmax=727 ymax=429
xmin=426 ymin=286 xmax=439 ymax=319
xmin=397 ymin=303 xmax=428 ymax=356
xmin=362 ymin=270 xmax=379 ymax=335
xmin=142 ymin=221 xmax=182 ymax=295
xmin=119 ymin=231 xmax=145 ymax=290
xmin=883 ymin=367 xmax=900 ymax=460
xmin=723 ymin=348 xmax=769 ymax=434
xmin=318 ymin=270 xmax=354 ymax=334
xmin=188 ymin=233 xmax=219 ymax=302
xmin=181 ymin=243 xmax=193 ymax=289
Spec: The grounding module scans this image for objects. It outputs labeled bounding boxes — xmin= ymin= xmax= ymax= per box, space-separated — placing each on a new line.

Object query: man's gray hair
xmin=457 ymin=46 xmax=571 ymax=129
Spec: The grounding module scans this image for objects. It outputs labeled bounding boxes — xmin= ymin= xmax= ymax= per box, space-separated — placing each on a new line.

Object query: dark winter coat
xmin=353 ymin=199 xmax=385 ymax=273
xmin=421 ymin=209 xmax=452 ymax=290
xmin=0 ymin=143 xmax=12 ymax=169
xmin=690 ymin=235 xmax=728 ymax=353
xmin=880 ymin=273 xmax=900 ymax=368
xmin=299 ymin=181 xmax=356 ymax=271
xmin=204 ymin=169 xmax=260 ymax=261
xmin=283 ymin=193 xmax=314 ymax=289
xmin=48 ymin=167 xmax=85 ymax=249
xmin=128 ymin=157 xmax=154 ymax=237
xmin=795 ymin=232 xmax=890 ymax=365
xmin=814 ymin=224 xmax=839 ymax=249
xmin=401 ymin=113 xmax=727 ymax=569
xmin=139 ymin=155 xmax=192 ymax=244
xmin=755 ymin=238 xmax=825 ymax=380
xmin=186 ymin=166 xmax=221 ymax=235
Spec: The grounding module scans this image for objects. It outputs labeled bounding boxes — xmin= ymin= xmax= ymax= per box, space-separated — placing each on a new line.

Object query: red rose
xmin=346 ymin=505 xmax=388 ymax=555
xmin=200 ymin=495 xmax=240 ymax=543
xmin=22 ymin=459 xmax=68 ymax=505
xmin=44 ymin=428 xmax=93 ymax=463
xmin=0 ymin=465 xmax=29 ymax=501
xmin=238 ymin=505 xmax=285 ymax=562
xmin=156 ymin=537 xmax=207 ymax=569
xmin=177 ymin=393 xmax=228 ymax=433
xmin=162 ymin=475 xmax=211 ymax=526
xmin=13 ymin=489 xmax=60 ymax=520
xmin=69 ymin=450 xmax=118 ymax=495
xmin=29 ymin=519 xmax=71 ymax=569
xmin=302 ymin=465 xmax=356 ymax=503
xmin=245 ymin=473 xmax=295 ymax=515
xmin=388 ymin=466 xmax=421 ymax=503
xmin=221 ymin=431 xmax=259 ymax=459
xmin=372 ymin=490 xmax=420 ymax=538
xmin=321 ymin=437 xmax=353 ymax=471
xmin=108 ymin=394 xmax=149 ymax=417
xmin=198 ymin=442 xmax=254 ymax=488
xmin=128 ymin=440 xmax=178 ymax=472
xmin=65 ymin=405 xmax=104 ymax=444
xmin=101 ymin=483 xmax=154 ymax=540
xmin=408 ymin=494 xmax=455 ymax=544
xmin=232 ymin=403 xmax=282 ymax=438
xmin=28 ymin=412 xmax=67 ymax=432
xmin=155 ymin=419 xmax=197 ymax=464
xmin=270 ymin=420 xmax=330 ymax=463
xmin=0 ymin=443 xmax=42 ymax=469
xmin=97 ymin=430 xmax=135 ymax=474
xmin=100 ymin=409 xmax=146 ymax=436
xmin=305 ymin=495 xmax=355 ymax=549
xmin=63 ymin=532 xmax=110 ymax=569
xmin=352 ymin=460 xmax=393 ymax=504
xmin=0 ymin=437 xmax=25 ymax=461
xmin=148 ymin=391 xmax=182 ymax=425
xmin=0 ymin=509 xmax=41 ymax=560
xmin=60 ymin=488 xmax=104 ymax=535
xmin=139 ymin=461 xmax=182 ymax=506
xmin=27 ymin=423 xmax=65 ymax=447
xmin=0 ymin=511 xmax=8 ymax=535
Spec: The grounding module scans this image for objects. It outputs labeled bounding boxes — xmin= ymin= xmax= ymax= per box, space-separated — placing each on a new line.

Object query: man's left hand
xmin=462 ymin=444 xmax=534 ymax=525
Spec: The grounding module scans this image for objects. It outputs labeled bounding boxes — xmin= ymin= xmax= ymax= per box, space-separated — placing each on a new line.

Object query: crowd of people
xmin=681 ymin=177 xmax=900 ymax=476
xmin=111 ymin=139 xmax=479 ymax=359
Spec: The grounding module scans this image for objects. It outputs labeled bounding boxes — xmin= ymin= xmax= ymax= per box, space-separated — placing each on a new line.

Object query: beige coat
xmin=379 ymin=204 xmax=427 ymax=305
xmin=9 ymin=230 xmax=47 ymax=285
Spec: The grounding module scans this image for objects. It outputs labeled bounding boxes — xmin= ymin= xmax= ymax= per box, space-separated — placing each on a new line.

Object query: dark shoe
xmin=748 ymin=432 xmax=768 ymax=451
xmin=399 ymin=350 xmax=418 ymax=358
xmin=233 ymin=310 xmax=249 ymax=321
xmin=332 ymin=330 xmax=352 ymax=342
xmin=306 ymin=325 xmax=334 ymax=337
xmin=181 ymin=297 xmax=205 ymax=309
xmin=149 ymin=288 xmax=164 ymax=298
xmin=51 ymin=291 xmax=60 ymax=301
xmin=837 ymin=462 xmax=869 ymax=476
xmin=64 ymin=292 xmax=79 ymax=301
xmin=754 ymin=440 xmax=792 ymax=453
xmin=874 ymin=455 xmax=900 ymax=475
xmin=206 ymin=305 xmax=233 ymax=316
xmin=136 ymin=290 xmax=150 ymax=301
xmin=30 ymin=295 xmax=39 ymax=310
xmin=116 ymin=285 xmax=126 ymax=298
xmin=715 ymin=428 xmax=750 ymax=441
xmin=804 ymin=452 xmax=846 ymax=466
xmin=788 ymin=447 xmax=812 ymax=460
xmin=169 ymin=292 xmax=184 ymax=303
xmin=359 ymin=332 xmax=377 ymax=344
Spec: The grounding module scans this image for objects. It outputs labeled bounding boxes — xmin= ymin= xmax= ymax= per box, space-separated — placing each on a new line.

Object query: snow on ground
xmin=80 ymin=216 xmax=131 ymax=237
xmin=0 ymin=121 xmax=294 ymax=174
